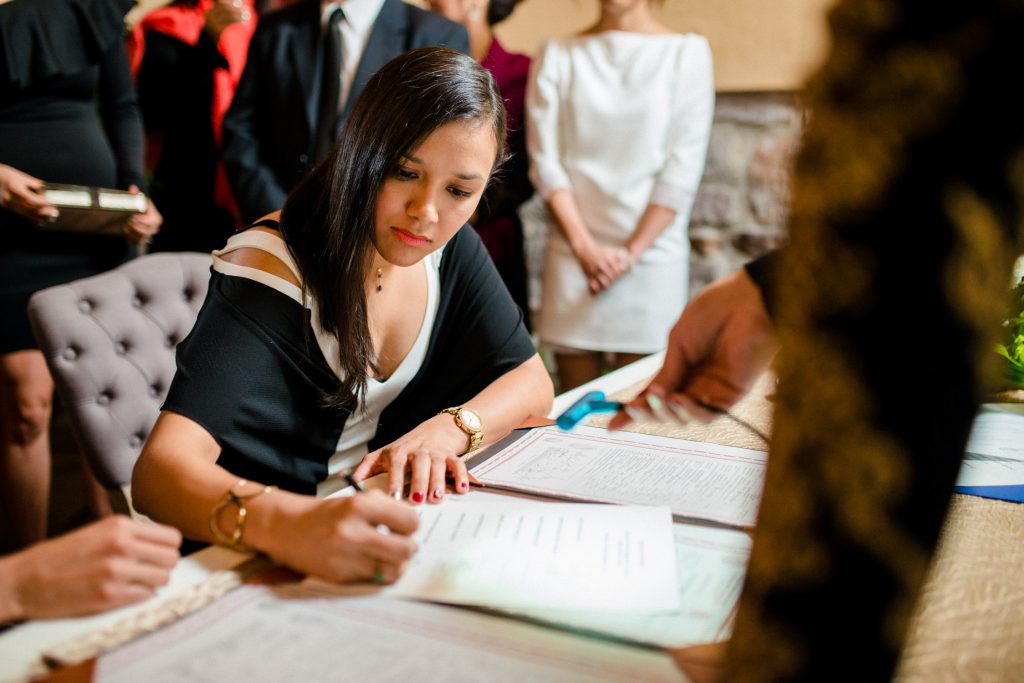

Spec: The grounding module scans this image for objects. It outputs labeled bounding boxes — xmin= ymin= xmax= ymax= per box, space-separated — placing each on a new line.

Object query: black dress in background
xmin=132 ymin=2 xmax=256 ymax=254
xmin=0 ymin=0 xmax=144 ymax=354
xmin=137 ymin=29 xmax=234 ymax=254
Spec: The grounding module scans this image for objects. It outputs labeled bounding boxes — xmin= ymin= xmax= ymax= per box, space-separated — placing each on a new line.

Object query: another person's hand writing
xmin=353 ymin=415 xmax=473 ymax=504
xmin=609 ymin=267 xmax=777 ymax=430
xmin=0 ymin=516 xmax=181 ymax=621
xmin=0 ymin=163 xmax=58 ymax=223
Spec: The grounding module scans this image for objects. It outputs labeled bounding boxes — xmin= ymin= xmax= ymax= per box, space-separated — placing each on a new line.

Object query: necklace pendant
xmin=376 ymin=267 xmax=383 ymax=292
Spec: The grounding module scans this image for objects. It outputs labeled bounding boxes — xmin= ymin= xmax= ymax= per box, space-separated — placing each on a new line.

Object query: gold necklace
xmin=376 ymin=267 xmax=383 ymax=292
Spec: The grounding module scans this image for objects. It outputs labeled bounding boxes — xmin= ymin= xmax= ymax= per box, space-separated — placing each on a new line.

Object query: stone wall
xmin=688 ymin=92 xmax=803 ymax=296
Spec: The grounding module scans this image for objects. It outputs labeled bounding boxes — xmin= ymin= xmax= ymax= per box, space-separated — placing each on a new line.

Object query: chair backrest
xmin=28 ymin=252 xmax=211 ymax=490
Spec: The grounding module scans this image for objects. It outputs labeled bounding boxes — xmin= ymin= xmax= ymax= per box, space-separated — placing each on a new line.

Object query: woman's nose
xmin=407 ymin=188 xmax=438 ymax=224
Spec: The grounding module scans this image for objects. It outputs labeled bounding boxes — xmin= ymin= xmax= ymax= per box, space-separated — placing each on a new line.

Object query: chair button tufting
xmin=149 ymin=385 xmax=161 ymax=398
xmin=131 ymin=295 xmax=143 ymax=308
xmin=115 ymin=341 xmax=128 ymax=355
xmin=96 ymin=392 xmax=112 ymax=406
xmin=165 ymin=335 xmax=177 ymax=348
xmin=78 ymin=299 xmax=93 ymax=313
xmin=62 ymin=347 xmax=78 ymax=361
xmin=129 ymin=434 xmax=143 ymax=448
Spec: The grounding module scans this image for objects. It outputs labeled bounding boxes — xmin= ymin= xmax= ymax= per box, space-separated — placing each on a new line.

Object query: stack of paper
xmin=956 ymin=405 xmax=1024 ymax=503
xmin=469 ymin=425 xmax=768 ymax=527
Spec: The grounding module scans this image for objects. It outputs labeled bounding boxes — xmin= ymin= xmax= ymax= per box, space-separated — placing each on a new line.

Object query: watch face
xmin=458 ymin=409 xmax=481 ymax=431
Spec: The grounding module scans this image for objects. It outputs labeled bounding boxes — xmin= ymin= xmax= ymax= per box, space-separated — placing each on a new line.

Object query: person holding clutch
xmin=0 ymin=0 xmax=161 ymax=549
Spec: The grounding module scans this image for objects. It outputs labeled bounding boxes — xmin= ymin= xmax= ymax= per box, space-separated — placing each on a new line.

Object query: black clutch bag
xmin=38 ymin=184 xmax=146 ymax=235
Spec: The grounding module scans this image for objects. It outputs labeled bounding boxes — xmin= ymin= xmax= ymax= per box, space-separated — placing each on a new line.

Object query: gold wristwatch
xmin=441 ymin=406 xmax=483 ymax=454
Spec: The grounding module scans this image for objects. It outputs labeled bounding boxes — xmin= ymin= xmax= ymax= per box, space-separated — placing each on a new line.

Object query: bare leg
xmin=554 ymin=351 xmax=603 ymax=392
xmin=0 ymin=350 xmax=54 ymax=547
xmin=81 ymin=457 xmax=114 ymax=520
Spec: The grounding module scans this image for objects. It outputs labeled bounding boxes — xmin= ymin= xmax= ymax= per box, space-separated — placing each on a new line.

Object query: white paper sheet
xmin=507 ymin=523 xmax=752 ymax=648
xmin=385 ymin=502 xmax=678 ymax=612
xmin=94 ymin=585 xmax=686 ymax=683
xmin=470 ymin=426 xmax=767 ymax=527
xmin=956 ymin=406 xmax=1024 ymax=487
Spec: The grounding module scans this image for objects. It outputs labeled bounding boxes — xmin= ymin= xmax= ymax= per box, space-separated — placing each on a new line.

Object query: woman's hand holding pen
xmin=609 ymin=268 xmax=777 ymax=430
xmin=0 ymin=516 xmax=181 ymax=621
xmin=259 ymin=491 xmax=418 ymax=585
xmin=353 ymin=414 xmax=473 ymax=504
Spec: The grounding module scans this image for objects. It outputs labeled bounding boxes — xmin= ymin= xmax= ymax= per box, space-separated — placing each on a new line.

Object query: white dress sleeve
xmin=525 ymin=40 xmax=572 ymax=199
xmin=649 ymin=35 xmax=715 ymax=218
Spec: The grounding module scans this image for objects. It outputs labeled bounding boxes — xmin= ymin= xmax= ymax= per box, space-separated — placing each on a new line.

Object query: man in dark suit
xmin=222 ymin=0 xmax=469 ymax=222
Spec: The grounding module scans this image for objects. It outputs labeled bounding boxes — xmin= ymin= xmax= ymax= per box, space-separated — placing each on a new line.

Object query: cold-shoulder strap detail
xmin=212 ymin=230 xmax=304 ymax=305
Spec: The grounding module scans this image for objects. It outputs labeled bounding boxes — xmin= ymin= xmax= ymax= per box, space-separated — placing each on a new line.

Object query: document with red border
xmin=469 ymin=425 xmax=767 ymax=528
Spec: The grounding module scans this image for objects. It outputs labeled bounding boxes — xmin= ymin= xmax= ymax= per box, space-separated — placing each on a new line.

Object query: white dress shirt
xmin=321 ymin=0 xmax=386 ymax=112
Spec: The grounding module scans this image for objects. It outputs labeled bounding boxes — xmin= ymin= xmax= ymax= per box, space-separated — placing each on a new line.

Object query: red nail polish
xmin=412 ymin=491 xmax=424 ymax=503
xmin=459 ymin=481 xmax=468 ymax=490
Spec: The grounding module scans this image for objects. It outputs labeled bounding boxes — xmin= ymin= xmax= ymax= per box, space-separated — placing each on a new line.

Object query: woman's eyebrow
xmin=402 ymin=154 xmax=484 ymax=181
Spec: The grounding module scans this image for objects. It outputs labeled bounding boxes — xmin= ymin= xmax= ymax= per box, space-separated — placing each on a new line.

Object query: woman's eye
xmin=448 ymin=187 xmax=472 ymax=199
xmin=394 ymin=167 xmax=417 ymax=180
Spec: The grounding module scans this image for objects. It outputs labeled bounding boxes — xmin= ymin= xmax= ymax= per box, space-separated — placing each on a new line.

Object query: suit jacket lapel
xmin=289 ymin=0 xmax=322 ymax=138
xmin=340 ymin=0 xmax=407 ymax=124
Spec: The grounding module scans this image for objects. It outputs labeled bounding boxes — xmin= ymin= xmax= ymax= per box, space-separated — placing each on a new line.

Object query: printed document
xmin=387 ymin=502 xmax=679 ymax=612
xmin=956 ymin=405 xmax=1024 ymax=487
xmin=94 ymin=585 xmax=686 ymax=683
xmin=508 ymin=522 xmax=752 ymax=647
xmin=470 ymin=426 xmax=767 ymax=527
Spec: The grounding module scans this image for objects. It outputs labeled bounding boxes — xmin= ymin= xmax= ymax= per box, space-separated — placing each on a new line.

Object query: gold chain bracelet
xmin=208 ymin=479 xmax=275 ymax=552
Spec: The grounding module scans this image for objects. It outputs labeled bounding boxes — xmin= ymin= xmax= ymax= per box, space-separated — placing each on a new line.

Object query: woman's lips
xmin=392 ymin=227 xmax=430 ymax=247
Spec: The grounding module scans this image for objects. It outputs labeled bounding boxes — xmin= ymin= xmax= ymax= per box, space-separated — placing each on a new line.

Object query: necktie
xmin=315 ymin=8 xmax=345 ymax=161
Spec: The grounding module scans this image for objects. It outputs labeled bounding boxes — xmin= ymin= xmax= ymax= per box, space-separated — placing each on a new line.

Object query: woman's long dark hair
xmin=281 ymin=47 xmax=507 ymax=410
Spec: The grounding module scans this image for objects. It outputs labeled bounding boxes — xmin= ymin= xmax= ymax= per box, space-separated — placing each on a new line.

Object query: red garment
xmin=126 ymin=2 xmax=255 ymax=218
xmin=481 ymin=37 xmax=530 ymax=135
xmin=475 ymin=36 xmax=532 ymax=326
xmin=475 ymin=37 xmax=531 ymax=264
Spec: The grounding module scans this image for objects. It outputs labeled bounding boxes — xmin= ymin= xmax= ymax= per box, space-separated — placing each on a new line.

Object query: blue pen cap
xmin=556 ymin=391 xmax=623 ymax=430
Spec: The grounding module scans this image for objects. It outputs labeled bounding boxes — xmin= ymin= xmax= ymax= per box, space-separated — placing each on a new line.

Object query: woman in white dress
xmin=525 ymin=0 xmax=714 ymax=389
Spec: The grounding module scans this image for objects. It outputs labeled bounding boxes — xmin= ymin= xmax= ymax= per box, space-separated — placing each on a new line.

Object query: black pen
xmin=345 ymin=472 xmax=403 ymax=500
xmin=344 ymin=472 xmax=364 ymax=493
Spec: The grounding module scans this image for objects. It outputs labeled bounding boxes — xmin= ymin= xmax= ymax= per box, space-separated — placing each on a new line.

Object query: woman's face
xmin=373 ymin=119 xmax=497 ymax=267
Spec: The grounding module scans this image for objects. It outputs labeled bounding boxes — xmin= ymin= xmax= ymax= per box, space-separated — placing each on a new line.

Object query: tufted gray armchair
xmin=27 ymin=252 xmax=211 ymax=503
